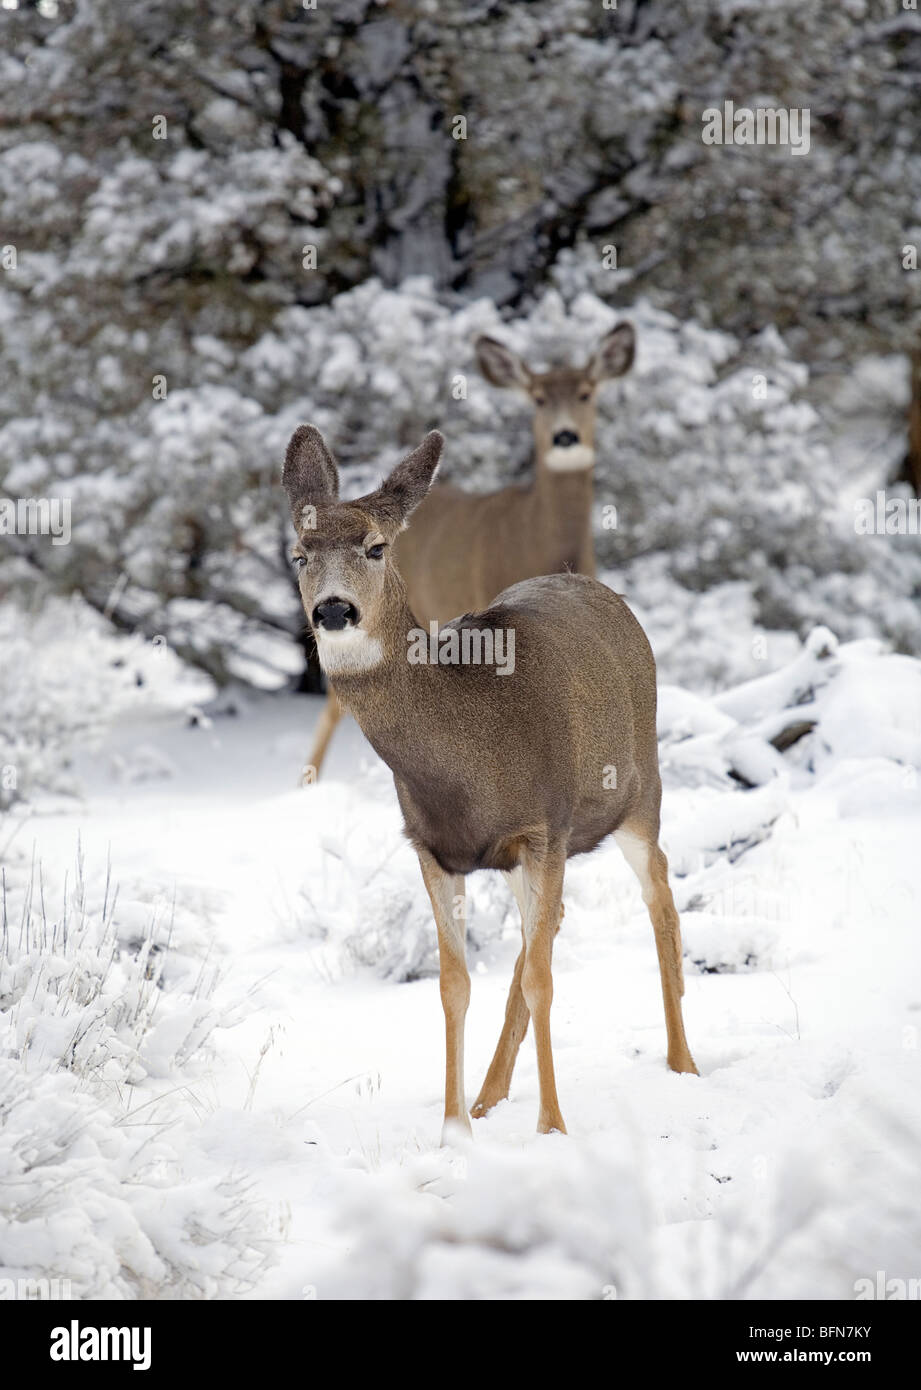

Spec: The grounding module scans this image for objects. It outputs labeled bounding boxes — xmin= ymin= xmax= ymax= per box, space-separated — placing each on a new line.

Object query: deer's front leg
xmin=302 ymin=690 xmax=344 ymax=785
xmin=417 ymin=848 xmax=470 ymax=1141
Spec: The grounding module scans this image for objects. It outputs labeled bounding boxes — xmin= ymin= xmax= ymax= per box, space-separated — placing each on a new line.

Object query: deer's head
xmin=474 ymin=323 xmax=635 ymax=473
xmin=282 ymin=426 xmax=443 ymax=675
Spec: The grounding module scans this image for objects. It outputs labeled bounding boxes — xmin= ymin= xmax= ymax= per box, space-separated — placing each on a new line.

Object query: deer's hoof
xmin=440 ymin=1116 xmax=473 ymax=1147
xmin=470 ymin=1089 xmax=508 ymax=1119
xmin=668 ymin=1051 xmax=699 ymax=1076
xmin=537 ymin=1113 xmax=568 ymax=1136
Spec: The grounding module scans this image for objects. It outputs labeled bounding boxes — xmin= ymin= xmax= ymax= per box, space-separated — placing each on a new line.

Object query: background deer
xmin=303 ymin=323 xmax=635 ymax=780
xmin=283 ymin=424 xmax=697 ymax=1140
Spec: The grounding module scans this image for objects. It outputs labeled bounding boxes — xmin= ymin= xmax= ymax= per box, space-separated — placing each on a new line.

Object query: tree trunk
xmin=295 ymin=629 xmax=326 ymax=695
xmin=907 ymin=348 xmax=921 ymax=497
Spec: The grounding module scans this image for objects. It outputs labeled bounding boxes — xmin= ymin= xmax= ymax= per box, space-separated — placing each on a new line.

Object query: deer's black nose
xmin=552 ymin=429 xmax=579 ymax=448
xmin=313 ymin=598 xmax=359 ymax=631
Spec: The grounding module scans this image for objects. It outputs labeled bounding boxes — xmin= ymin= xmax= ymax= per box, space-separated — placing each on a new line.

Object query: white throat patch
xmin=543 ymin=444 xmax=595 ymax=473
xmin=315 ymin=627 xmax=384 ymax=675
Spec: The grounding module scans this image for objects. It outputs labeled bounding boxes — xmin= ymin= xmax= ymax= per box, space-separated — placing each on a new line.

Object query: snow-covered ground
xmin=1 ymin=615 xmax=920 ymax=1300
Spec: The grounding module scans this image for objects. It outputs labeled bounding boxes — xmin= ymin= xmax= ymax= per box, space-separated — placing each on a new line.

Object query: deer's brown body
xmin=302 ymin=325 xmax=634 ymax=778
xmin=336 ymin=574 xmax=655 ymax=876
xmin=283 ymin=425 xmax=697 ymax=1138
xmin=393 ymin=471 xmax=595 ymax=625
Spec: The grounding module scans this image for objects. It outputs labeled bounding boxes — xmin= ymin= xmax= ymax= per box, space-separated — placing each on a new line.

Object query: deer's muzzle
xmin=313 ymin=598 xmax=359 ymax=631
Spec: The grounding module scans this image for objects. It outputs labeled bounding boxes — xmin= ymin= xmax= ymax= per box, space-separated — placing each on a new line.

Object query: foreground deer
xmin=283 ymin=424 xmax=697 ymax=1139
xmin=304 ymin=323 xmax=635 ymax=780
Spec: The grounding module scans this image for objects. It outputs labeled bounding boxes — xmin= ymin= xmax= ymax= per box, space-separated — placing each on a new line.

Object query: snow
xmin=2 ymin=614 xmax=919 ymax=1300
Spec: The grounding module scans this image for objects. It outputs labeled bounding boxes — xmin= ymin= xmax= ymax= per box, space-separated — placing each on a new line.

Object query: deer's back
xmin=394 ymin=481 xmax=583 ymax=624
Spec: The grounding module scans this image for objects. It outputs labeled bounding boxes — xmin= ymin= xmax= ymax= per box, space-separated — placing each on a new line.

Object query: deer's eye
xmin=365 ymin=543 xmax=386 ymax=560
xmin=292 ymin=554 xmax=308 ymax=571
xmin=578 ymin=389 xmax=592 ymax=401
xmin=533 ymin=393 xmax=546 ymax=406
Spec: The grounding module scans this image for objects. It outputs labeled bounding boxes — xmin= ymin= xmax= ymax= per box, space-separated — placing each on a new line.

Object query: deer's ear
xmin=283 ymin=425 xmax=339 ymax=523
xmin=378 ymin=432 xmax=444 ymax=522
xmin=474 ymin=336 xmax=532 ymax=392
xmin=589 ymin=322 xmax=635 ymax=382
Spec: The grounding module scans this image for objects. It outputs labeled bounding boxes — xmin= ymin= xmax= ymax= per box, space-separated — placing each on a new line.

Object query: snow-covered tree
xmin=1 ymin=0 xmax=918 ymax=692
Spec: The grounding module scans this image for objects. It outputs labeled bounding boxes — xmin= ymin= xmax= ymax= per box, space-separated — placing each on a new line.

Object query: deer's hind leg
xmin=470 ymin=927 xmax=528 ymax=1120
xmin=472 ymin=869 xmax=566 ymax=1121
xmin=614 ymin=822 xmax=698 ymax=1076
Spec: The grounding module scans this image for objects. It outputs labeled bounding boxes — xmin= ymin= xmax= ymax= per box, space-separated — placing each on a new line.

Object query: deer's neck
xmin=324 ymin=571 xmax=426 ymax=738
xmin=324 ymin=571 xmax=505 ymax=798
xmin=530 ymin=459 xmax=594 ymax=559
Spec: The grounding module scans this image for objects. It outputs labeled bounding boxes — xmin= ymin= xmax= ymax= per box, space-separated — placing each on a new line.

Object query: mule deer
xmin=283 ymin=424 xmax=697 ymax=1139
xmin=302 ymin=323 xmax=635 ymax=780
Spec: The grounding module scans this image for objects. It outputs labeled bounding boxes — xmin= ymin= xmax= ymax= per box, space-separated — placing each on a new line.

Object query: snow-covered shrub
xmin=2 ymin=0 xmax=919 ymax=691
xmin=0 ymin=851 xmax=274 ymax=1297
xmin=658 ymin=625 xmax=921 ymax=798
xmin=3 ymin=276 xmax=919 ymax=694
xmin=656 ymin=628 xmax=921 ymax=983
xmin=0 ymin=1063 xmax=273 ymax=1299
xmin=316 ymin=1135 xmax=657 ymax=1301
xmin=289 ymin=784 xmax=509 ymax=982
xmin=304 ymin=1087 xmax=921 ymax=1300
xmin=0 ymin=595 xmax=212 ymax=808
xmin=0 ymin=853 xmax=222 ymax=1083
